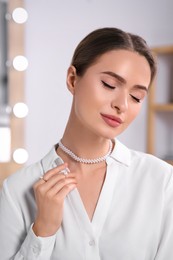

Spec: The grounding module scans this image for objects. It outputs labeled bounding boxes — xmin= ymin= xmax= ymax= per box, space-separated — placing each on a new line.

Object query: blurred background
xmin=0 ymin=0 xmax=173 ymax=184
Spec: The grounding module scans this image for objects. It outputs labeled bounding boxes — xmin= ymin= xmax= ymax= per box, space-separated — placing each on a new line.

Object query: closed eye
xmin=101 ymin=80 xmax=115 ymax=89
xmin=130 ymin=94 xmax=141 ymax=103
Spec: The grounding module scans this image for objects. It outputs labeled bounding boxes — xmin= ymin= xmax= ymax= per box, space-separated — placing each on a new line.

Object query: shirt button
xmin=32 ymin=246 xmax=40 ymax=255
xmin=89 ymin=239 xmax=95 ymax=246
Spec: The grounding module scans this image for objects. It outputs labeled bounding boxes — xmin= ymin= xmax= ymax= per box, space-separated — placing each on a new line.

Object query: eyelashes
xmin=129 ymin=94 xmax=141 ymax=103
xmin=101 ymin=80 xmax=141 ymax=103
xmin=101 ymin=80 xmax=115 ymax=89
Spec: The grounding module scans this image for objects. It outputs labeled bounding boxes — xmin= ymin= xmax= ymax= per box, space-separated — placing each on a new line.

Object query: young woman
xmin=0 ymin=27 xmax=173 ymax=260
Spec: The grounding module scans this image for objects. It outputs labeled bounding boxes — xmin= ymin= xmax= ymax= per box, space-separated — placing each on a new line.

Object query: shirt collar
xmin=41 ymin=139 xmax=132 ymax=174
xmin=107 ymin=139 xmax=131 ymax=167
xmin=41 ymin=145 xmax=60 ymax=174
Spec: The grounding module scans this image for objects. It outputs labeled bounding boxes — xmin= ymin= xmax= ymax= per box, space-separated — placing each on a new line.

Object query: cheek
xmin=127 ymin=105 xmax=142 ymax=123
xmin=119 ymin=107 xmax=141 ymax=135
xmin=75 ymin=82 xmax=104 ymax=109
xmin=73 ymin=87 xmax=94 ymax=119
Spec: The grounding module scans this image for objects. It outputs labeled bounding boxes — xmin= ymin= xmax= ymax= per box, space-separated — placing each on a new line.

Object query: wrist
xmin=32 ymin=221 xmax=57 ymax=237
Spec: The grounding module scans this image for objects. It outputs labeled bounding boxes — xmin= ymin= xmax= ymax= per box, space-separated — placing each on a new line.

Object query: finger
xmin=47 ymin=172 xmax=76 ymax=182
xmin=55 ymin=183 xmax=77 ymax=201
xmin=34 ymin=173 xmax=76 ymax=193
xmin=40 ymin=173 xmax=76 ymax=191
xmin=33 ymin=176 xmax=48 ymax=190
xmin=44 ymin=163 xmax=69 ymax=181
xmin=46 ymin=177 xmax=77 ymax=197
xmin=34 ymin=163 xmax=69 ymax=188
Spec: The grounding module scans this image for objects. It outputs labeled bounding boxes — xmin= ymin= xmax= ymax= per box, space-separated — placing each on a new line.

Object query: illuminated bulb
xmin=12 ymin=7 xmax=28 ymax=24
xmin=13 ymin=148 xmax=28 ymax=164
xmin=13 ymin=56 xmax=28 ymax=71
xmin=13 ymin=102 xmax=28 ymax=118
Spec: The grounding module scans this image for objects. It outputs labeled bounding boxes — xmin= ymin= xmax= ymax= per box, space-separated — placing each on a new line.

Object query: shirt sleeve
xmin=0 ymin=180 xmax=56 ymax=260
xmin=155 ymin=167 xmax=173 ymax=260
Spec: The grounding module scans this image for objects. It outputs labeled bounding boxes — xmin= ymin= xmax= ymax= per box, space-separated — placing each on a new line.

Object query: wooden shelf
xmin=152 ymin=46 xmax=173 ymax=54
xmin=152 ymin=103 xmax=173 ymax=111
xmin=147 ymin=45 xmax=173 ymax=165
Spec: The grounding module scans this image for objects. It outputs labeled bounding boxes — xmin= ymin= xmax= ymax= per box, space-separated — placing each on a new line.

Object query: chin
xmin=100 ymin=127 xmax=125 ymax=139
xmin=97 ymin=131 xmax=119 ymax=140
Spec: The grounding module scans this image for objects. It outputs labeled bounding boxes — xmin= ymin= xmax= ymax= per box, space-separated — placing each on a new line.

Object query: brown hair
xmin=71 ymin=27 xmax=156 ymax=86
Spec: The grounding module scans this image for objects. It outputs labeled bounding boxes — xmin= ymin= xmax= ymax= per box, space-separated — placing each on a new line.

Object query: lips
xmin=101 ymin=113 xmax=123 ymax=127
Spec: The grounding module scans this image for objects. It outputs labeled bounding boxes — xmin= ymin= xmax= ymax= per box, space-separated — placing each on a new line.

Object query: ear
xmin=66 ymin=65 xmax=77 ymax=95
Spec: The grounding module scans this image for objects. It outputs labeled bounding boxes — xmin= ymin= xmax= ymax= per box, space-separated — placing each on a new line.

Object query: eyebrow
xmin=101 ymin=71 xmax=148 ymax=92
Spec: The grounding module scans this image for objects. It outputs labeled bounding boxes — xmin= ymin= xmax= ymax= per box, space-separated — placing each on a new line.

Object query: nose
xmin=111 ymin=90 xmax=128 ymax=113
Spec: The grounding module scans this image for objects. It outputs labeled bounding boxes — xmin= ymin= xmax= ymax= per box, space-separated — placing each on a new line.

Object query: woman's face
xmin=68 ymin=50 xmax=151 ymax=139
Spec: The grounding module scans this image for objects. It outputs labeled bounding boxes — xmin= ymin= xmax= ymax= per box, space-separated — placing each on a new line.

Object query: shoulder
xmin=129 ymin=148 xmax=173 ymax=189
xmin=2 ymin=161 xmax=42 ymax=200
xmin=130 ymin=148 xmax=172 ymax=172
xmin=0 ymin=161 xmax=43 ymax=220
xmin=114 ymin=139 xmax=173 ymax=187
xmin=114 ymin=139 xmax=172 ymax=173
xmin=2 ymin=145 xmax=58 ymax=196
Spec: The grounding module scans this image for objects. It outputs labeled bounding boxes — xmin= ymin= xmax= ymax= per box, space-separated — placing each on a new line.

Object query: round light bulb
xmin=13 ymin=56 xmax=28 ymax=71
xmin=13 ymin=102 xmax=28 ymax=118
xmin=12 ymin=8 xmax=28 ymax=24
xmin=13 ymin=148 xmax=28 ymax=164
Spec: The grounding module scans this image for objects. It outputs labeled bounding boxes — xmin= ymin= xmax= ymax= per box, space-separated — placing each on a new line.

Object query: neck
xmin=59 ymin=139 xmax=112 ymax=164
xmin=60 ymin=136 xmax=112 ymax=161
xmin=60 ymin=112 xmax=113 ymax=161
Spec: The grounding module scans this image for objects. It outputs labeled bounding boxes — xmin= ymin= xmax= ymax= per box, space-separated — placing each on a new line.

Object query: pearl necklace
xmin=58 ymin=140 xmax=113 ymax=164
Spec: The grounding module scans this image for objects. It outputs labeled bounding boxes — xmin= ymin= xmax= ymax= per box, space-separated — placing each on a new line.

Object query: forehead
xmin=93 ymin=50 xmax=150 ymax=71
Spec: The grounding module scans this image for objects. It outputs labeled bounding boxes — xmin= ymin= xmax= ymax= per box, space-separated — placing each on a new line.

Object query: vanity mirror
xmin=0 ymin=0 xmax=11 ymax=163
xmin=0 ymin=0 xmax=28 ymax=185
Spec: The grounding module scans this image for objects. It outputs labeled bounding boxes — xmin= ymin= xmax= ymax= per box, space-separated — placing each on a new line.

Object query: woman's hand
xmin=33 ymin=163 xmax=77 ymax=237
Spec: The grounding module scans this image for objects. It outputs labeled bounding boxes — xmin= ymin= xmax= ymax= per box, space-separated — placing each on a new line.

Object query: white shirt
xmin=0 ymin=140 xmax=173 ymax=260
